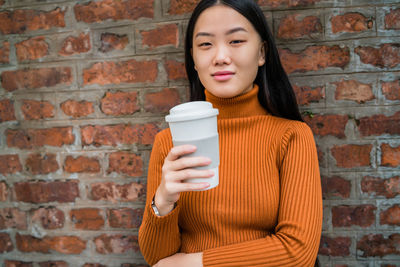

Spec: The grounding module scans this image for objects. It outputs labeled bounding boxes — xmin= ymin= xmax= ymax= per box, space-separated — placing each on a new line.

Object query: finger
xmin=170 ymin=156 xmax=211 ymax=171
xmin=165 ymin=169 xmax=214 ymax=183
xmin=165 ymin=145 xmax=196 ymax=161
xmin=173 ymin=180 xmax=211 ymax=192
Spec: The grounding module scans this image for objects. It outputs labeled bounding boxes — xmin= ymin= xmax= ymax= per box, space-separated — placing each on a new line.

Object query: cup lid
xmin=165 ymin=101 xmax=219 ymax=122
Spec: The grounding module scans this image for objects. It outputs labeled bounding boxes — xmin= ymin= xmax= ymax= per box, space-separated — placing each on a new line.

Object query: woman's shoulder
xmin=155 ymin=127 xmax=172 ymax=140
xmin=266 ymin=115 xmax=312 ymax=134
xmin=152 ymin=128 xmax=173 ymax=147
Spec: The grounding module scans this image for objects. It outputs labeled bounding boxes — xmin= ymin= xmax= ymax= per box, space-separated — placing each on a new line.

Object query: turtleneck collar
xmin=205 ymin=84 xmax=268 ymax=119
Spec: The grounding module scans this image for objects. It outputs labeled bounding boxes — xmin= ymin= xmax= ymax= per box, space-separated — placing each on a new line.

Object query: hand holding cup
xmin=154 ymin=101 xmax=220 ymax=216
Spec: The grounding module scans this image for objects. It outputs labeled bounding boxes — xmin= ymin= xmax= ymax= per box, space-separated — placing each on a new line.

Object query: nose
xmin=212 ymin=44 xmax=231 ymax=66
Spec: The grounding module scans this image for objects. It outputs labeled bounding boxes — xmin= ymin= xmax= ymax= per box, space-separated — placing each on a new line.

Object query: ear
xmin=258 ymin=42 xmax=266 ymax=66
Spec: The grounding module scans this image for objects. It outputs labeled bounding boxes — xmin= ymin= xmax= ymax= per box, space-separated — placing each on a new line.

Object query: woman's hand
xmin=154 ymin=145 xmax=213 ymax=216
xmin=153 ymin=252 xmax=203 ymax=267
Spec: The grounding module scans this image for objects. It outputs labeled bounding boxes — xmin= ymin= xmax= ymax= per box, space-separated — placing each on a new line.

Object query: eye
xmin=198 ymin=42 xmax=212 ymax=47
xmin=230 ymin=40 xmax=245 ymax=45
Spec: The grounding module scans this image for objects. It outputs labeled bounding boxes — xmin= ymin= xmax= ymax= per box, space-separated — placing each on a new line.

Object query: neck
xmin=205 ymin=84 xmax=267 ymax=119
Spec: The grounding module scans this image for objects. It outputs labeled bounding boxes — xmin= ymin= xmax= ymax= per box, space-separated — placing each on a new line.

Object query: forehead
xmin=193 ymin=5 xmax=255 ymax=35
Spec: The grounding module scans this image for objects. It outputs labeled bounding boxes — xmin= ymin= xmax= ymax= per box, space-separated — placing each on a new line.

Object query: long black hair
xmin=185 ymin=0 xmax=303 ymax=122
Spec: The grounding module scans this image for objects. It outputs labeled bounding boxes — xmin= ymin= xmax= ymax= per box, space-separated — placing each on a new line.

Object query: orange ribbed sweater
xmin=139 ymin=85 xmax=322 ymax=266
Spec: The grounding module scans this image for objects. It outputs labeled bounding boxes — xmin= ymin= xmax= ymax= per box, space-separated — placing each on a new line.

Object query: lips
xmin=212 ymin=71 xmax=235 ymax=81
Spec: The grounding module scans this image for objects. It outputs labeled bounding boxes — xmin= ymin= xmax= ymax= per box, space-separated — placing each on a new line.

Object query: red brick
xmin=70 ymin=208 xmax=104 ymax=230
xmin=83 ymin=59 xmax=157 ymax=85
xmin=0 ymin=208 xmax=27 ymax=230
xmin=14 ymin=181 xmax=79 ymax=203
xmin=0 ymin=99 xmax=16 ymax=122
xmin=385 ymin=8 xmax=400 ymax=30
xmin=107 ymin=152 xmax=143 ymax=177
xmin=141 ymin=24 xmax=179 ymax=49
xmin=358 ymin=111 xmax=400 ymax=136
xmin=1 ymin=67 xmax=72 ymax=92
xmin=64 ymin=156 xmax=100 ymax=173
xmin=333 ymin=79 xmax=375 ymax=103
xmin=304 ymin=114 xmax=348 ymax=138
xmin=144 ymin=88 xmax=180 ymax=113
xmin=258 ymin=0 xmax=320 ymax=8
xmin=293 ymin=85 xmax=325 ymax=105
xmin=164 ymin=60 xmax=186 ymax=81
xmin=0 ymin=182 xmax=8 ymax=201
xmin=168 ymin=0 xmax=198 ymax=14
xmin=82 ymin=264 xmax=106 ymax=267
xmin=0 ymin=41 xmax=9 ymax=64
xmin=120 ymin=265 xmax=147 ymax=267
xmin=59 ymin=33 xmax=91 ymax=56
xmin=38 ymin=262 xmax=68 ymax=267
xmin=89 ymin=182 xmax=145 ymax=202
xmin=319 ymin=235 xmax=351 ymax=256
xmin=279 ymin=45 xmax=350 ymax=74
xmin=382 ymin=79 xmax=400 ymax=100
xmin=332 ymin=205 xmax=376 ymax=227
xmin=355 ymin=44 xmax=400 ymax=68
xmin=16 ymin=233 xmax=86 ymax=254
xmin=0 ymin=233 xmax=13 ymax=253
xmin=5 ymin=261 xmax=33 ymax=267
xmin=357 ymin=233 xmax=400 ymax=257
xmin=100 ymin=91 xmax=139 ymax=116
xmin=31 ymin=207 xmax=65 ymax=229
xmin=74 ymin=0 xmax=153 ymax=23
xmin=15 ymin=36 xmax=49 ymax=62
xmin=6 ymin=127 xmax=74 ymax=149
xmin=21 ymin=100 xmax=55 ymax=120
xmin=99 ymin=33 xmax=129 ymax=53
xmin=277 ymin=14 xmax=322 ymax=40
xmin=108 ymin=208 xmax=143 ymax=229
xmin=381 ymin=143 xmax=400 ymax=167
xmin=60 ymin=99 xmax=94 ymax=118
xmin=0 ymin=154 xmax=22 ymax=175
xmin=94 ymin=234 xmax=138 ymax=254
xmin=361 ymin=176 xmax=400 ymax=199
xmin=380 ymin=205 xmax=400 ymax=226
xmin=80 ymin=123 xmax=159 ymax=147
xmin=331 ymin=144 xmax=372 ymax=168
xmin=26 ymin=153 xmax=59 ymax=175
xmin=0 ymin=8 xmax=65 ymax=34
xmin=331 ymin=12 xmax=373 ymax=33
xmin=321 ymin=176 xmax=350 ymax=199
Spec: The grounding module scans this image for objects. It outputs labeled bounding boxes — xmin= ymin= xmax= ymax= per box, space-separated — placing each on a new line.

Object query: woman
xmin=139 ymin=0 xmax=322 ymax=266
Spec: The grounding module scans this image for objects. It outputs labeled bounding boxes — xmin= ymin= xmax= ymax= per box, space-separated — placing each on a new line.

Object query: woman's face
xmin=192 ymin=4 xmax=265 ymax=98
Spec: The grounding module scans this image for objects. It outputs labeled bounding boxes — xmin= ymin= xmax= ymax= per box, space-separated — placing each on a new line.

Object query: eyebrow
xmin=194 ymin=27 xmax=248 ymax=38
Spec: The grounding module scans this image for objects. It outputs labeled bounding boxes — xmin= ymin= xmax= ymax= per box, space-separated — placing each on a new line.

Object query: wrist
xmin=153 ymin=192 xmax=176 ymax=216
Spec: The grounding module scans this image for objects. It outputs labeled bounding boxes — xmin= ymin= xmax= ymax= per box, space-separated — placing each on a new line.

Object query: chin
xmin=206 ymin=86 xmax=242 ymax=99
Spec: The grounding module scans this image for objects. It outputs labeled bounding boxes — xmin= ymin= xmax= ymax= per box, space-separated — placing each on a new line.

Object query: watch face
xmin=151 ymin=201 xmax=160 ymax=216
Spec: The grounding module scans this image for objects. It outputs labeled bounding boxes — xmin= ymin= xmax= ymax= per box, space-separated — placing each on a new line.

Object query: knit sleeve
xmin=138 ymin=130 xmax=181 ymax=266
xmin=202 ymin=122 xmax=323 ymax=267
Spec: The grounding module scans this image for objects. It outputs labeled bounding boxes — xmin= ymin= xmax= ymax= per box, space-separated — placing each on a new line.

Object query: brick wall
xmin=0 ymin=0 xmax=399 ymax=266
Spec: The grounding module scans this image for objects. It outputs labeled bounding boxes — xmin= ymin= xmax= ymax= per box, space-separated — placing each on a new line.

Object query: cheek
xmin=237 ymin=53 xmax=260 ymax=75
xmin=193 ymin=54 xmax=209 ymax=75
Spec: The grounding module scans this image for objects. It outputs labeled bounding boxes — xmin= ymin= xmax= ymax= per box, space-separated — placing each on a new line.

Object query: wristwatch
xmin=151 ymin=197 xmax=160 ymax=216
xmin=151 ymin=197 xmax=177 ymax=217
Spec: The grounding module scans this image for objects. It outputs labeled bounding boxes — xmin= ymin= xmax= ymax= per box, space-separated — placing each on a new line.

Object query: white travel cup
xmin=165 ymin=101 xmax=219 ymax=190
